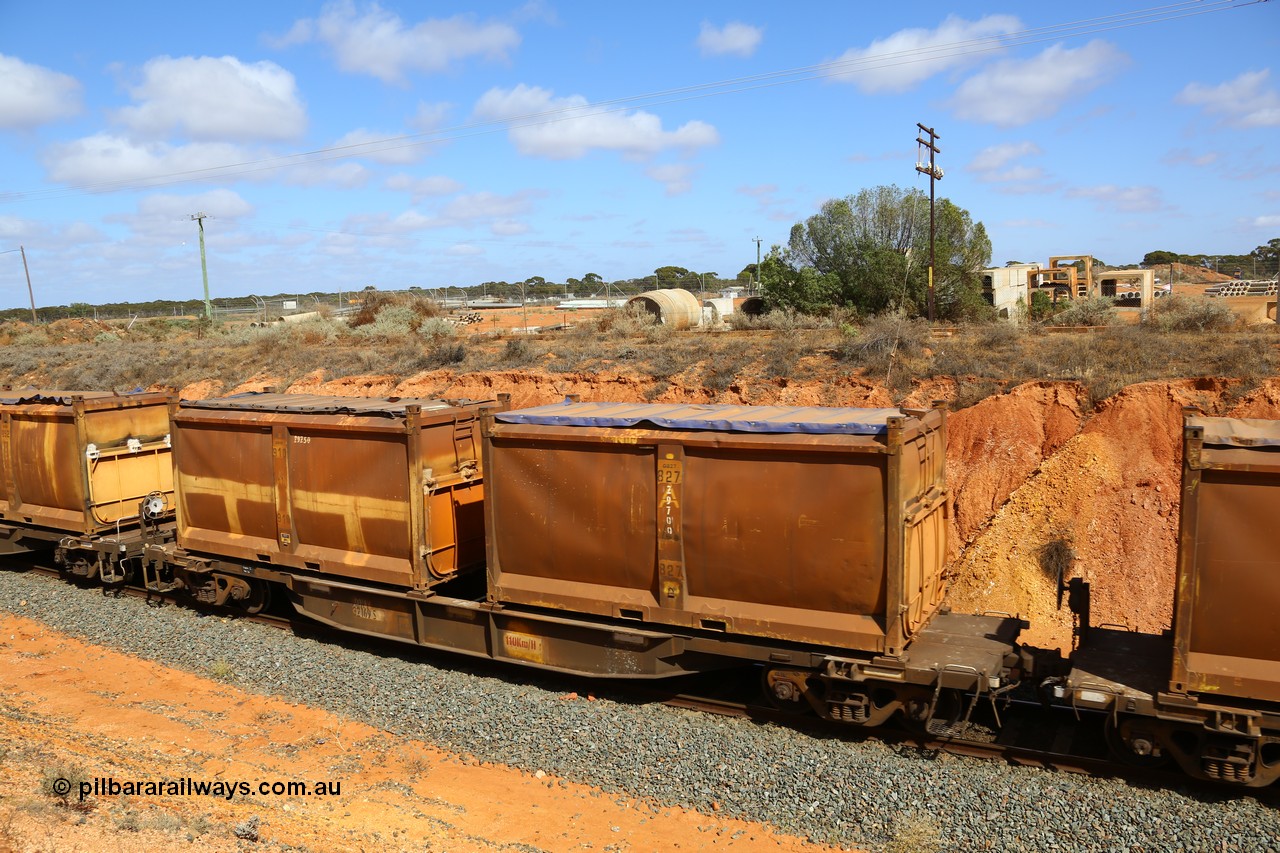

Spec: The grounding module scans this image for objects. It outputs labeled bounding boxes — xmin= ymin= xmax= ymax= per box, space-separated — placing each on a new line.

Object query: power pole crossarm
xmin=914 ymin=123 xmax=943 ymax=324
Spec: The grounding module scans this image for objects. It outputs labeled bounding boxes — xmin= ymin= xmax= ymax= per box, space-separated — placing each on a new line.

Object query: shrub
xmin=500 ymin=338 xmax=537 ymax=366
xmin=427 ymin=340 xmax=467 ymax=367
xmin=354 ymin=304 xmax=419 ymax=338
xmin=595 ymin=304 xmax=654 ymax=336
xmin=349 ymin=293 xmax=441 ymax=329
xmin=40 ymin=763 xmax=87 ymax=802
xmin=1047 ymin=296 xmax=1116 ymax=327
xmin=727 ymin=308 xmax=834 ymax=331
xmin=837 ymin=311 xmax=929 ymax=365
xmin=417 ymin=318 xmax=457 ymax=339
xmin=1147 ymin=295 xmax=1238 ymax=332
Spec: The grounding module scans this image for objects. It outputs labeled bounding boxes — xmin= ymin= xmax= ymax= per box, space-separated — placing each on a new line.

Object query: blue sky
xmin=1 ymin=1 xmax=1277 ymax=310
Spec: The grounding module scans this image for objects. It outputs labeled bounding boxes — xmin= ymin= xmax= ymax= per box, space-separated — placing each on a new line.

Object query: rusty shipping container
xmin=171 ymin=393 xmax=499 ymax=589
xmin=1172 ymin=414 xmax=1280 ymax=703
xmin=485 ymin=401 xmax=948 ymax=654
xmin=0 ymin=391 xmax=174 ymax=535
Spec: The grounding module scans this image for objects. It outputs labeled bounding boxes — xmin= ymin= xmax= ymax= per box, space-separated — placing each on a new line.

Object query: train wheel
xmin=904 ymin=689 xmax=964 ymax=738
xmin=761 ymin=667 xmax=815 ymax=715
xmin=1105 ymin=715 xmax=1169 ymax=768
xmin=234 ymin=579 xmax=272 ymax=615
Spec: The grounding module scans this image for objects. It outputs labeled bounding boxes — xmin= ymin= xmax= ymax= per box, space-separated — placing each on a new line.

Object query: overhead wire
xmin=0 ymin=0 xmax=1263 ymax=206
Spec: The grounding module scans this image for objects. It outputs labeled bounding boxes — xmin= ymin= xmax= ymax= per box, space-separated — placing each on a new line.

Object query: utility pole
xmin=915 ymin=123 xmax=943 ymax=323
xmin=19 ymin=246 xmax=36 ymax=323
xmin=190 ymin=212 xmax=213 ymax=320
xmin=753 ymin=236 xmax=762 ymax=294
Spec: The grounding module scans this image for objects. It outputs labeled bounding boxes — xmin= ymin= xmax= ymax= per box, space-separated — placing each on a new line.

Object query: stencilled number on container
xmin=657 ymin=458 xmax=682 ymax=541
xmin=351 ymin=601 xmax=384 ymax=622
xmin=293 ymin=435 xmax=312 ymax=445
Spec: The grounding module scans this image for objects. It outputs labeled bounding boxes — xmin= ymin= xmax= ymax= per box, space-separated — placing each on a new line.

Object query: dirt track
xmin=0 ymin=611 xmax=836 ymax=852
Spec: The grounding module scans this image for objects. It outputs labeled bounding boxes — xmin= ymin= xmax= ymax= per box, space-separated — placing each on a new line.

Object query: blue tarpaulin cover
xmin=495 ymin=399 xmax=905 ymax=435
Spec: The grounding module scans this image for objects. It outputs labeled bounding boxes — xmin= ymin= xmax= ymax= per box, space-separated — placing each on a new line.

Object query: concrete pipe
xmin=625 ymin=288 xmax=703 ymax=329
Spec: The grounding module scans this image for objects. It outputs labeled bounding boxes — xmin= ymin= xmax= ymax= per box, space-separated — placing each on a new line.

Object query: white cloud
xmin=410 ymin=101 xmax=451 ymax=132
xmin=283 ymin=161 xmax=370 ymax=188
xmin=736 ymin=183 xmax=796 ymax=221
xmin=1249 ymin=214 xmax=1280 ymax=228
xmin=43 ymin=134 xmax=254 ymax=186
xmin=42 ymin=132 xmax=368 ymax=190
xmin=738 ymin=184 xmax=778 ymax=199
xmin=1162 ymin=148 xmax=1220 ymax=168
xmin=134 ymin=189 xmax=253 ymax=221
xmin=966 ymin=142 xmax=1049 ymax=193
xmin=446 ymin=243 xmax=484 ymax=256
xmin=277 ymin=1 xmax=520 ymax=84
xmin=0 ymin=216 xmax=29 ymax=239
xmin=1066 ymin=184 xmax=1165 ymax=213
xmin=473 ymin=84 xmax=718 ymax=160
xmin=340 ymin=190 xmax=544 ymax=237
xmin=1177 ymin=70 xmax=1280 ymax=128
xmin=101 ymin=189 xmax=253 ymax=246
xmin=440 ymin=190 xmax=543 ymax=222
xmin=830 ymin=15 xmax=1019 ymax=94
xmin=950 ymin=41 xmax=1126 ymax=127
xmin=0 ymin=54 xmax=82 ymax=129
xmin=490 ymin=220 xmax=530 ymax=236
xmin=385 ymin=174 xmax=464 ymax=201
xmin=646 ymin=163 xmax=697 ymax=196
xmin=114 ymin=56 xmax=305 ymax=142
xmin=697 ymin=22 xmax=763 ymax=58
xmin=967 ymin=141 xmax=1041 ymax=174
xmin=332 ymin=129 xmax=426 ymax=165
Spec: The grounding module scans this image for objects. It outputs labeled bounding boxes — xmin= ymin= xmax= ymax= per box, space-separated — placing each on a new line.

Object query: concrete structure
xmin=626 ymin=288 xmax=703 ymax=329
xmin=982 ymin=257 xmax=1157 ymax=319
xmin=981 ymin=264 xmax=1038 ymax=318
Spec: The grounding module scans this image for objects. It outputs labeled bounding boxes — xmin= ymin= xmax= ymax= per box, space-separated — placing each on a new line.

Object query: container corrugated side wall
xmin=487 ymin=408 xmax=947 ymax=654
xmin=1172 ymin=415 xmax=1280 ymax=703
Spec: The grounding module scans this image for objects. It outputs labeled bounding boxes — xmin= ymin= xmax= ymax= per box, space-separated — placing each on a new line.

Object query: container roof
xmin=1190 ymin=415 xmax=1280 ymax=448
xmin=496 ymin=400 xmax=908 ymax=435
xmin=182 ymin=392 xmax=477 ymax=416
xmin=0 ymin=390 xmax=158 ymax=406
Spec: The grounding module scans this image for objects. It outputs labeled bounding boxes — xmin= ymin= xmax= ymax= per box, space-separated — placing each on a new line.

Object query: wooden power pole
xmin=191 ymin=212 xmax=213 ymax=320
xmin=915 ymin=124 xmax=943 ymax=323
xmin=19 ymin=246 xmax=36 ymax=323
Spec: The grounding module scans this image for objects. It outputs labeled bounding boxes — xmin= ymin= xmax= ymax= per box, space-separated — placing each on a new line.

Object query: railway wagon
xmin=162 ymin=393 xmax=500 ymax=608
xmin=0 ymin=390 xmax=174 ymax=575
xmin=1064 ymin=412 xmax=1280 ymax=786
xmin=484 ymin=400 xmax=949 ymax=656
xmin=276 ymin=398 xmax=1020 ymax=727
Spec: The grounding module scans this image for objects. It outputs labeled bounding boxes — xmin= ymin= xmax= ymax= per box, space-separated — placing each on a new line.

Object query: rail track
xmin=17 ymin=556 xmax=1261 ymax=804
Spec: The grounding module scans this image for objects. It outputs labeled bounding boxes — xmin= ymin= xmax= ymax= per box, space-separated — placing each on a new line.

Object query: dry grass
xmin=0 ymin=308 xmax=1274 ymax=408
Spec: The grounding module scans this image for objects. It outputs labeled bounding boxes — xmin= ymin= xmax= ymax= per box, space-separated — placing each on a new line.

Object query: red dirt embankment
xmin=175 ymin=370 xmax=1280 ymax=652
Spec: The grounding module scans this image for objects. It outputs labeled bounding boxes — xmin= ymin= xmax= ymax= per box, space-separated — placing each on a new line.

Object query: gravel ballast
xmin=1 ymin=568 xmax=1276 ymax=852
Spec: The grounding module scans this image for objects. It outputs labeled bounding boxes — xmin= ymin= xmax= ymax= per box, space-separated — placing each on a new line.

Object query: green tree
xmin=765 ymin=185 xmax=992 ymax=319
xmin=1142 ymin=250 xmax=1180 ymax=266
xmin=759 ymin=248 xmax=839 ymax=314
xmin=654 ymin=265 xmax=690 ymax=282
